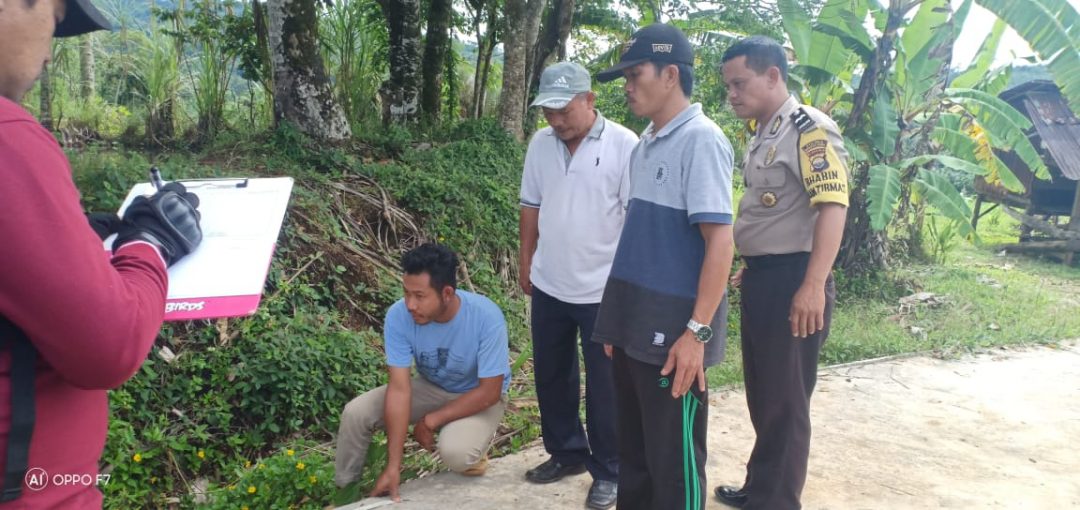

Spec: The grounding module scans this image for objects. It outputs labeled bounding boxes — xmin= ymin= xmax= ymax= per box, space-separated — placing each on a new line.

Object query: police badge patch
xmin=768 ymin=116 xmax=782 ymax=136
xmin=801 ymin=139 xmax=830 ymax=172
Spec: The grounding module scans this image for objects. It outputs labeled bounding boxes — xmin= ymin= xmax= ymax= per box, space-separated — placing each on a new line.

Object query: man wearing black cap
xmin=0 ymin=1 xmax=202 ymax=507
xmin=591 ymin=23 xmax=735 ymax=510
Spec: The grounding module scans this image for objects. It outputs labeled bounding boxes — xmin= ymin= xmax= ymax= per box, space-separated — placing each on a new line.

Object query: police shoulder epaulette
xmin=790 ymin=107 xmax=817 ymax=134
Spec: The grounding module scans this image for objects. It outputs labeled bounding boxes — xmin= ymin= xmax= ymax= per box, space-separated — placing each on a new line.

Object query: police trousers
xmin=739 ymin=252 xmax=834 ymax=510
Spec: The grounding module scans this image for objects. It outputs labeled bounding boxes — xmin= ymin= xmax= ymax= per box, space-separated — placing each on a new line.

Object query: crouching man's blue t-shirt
xmin=384 ymin=290 xmax=511 ymax=394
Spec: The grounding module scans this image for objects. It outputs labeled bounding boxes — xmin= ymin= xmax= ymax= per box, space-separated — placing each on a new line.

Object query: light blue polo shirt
xmin=385 ymin=290 xmax=511 ymax=393
xmin=592 ymin=103 xmax=734 ymax=367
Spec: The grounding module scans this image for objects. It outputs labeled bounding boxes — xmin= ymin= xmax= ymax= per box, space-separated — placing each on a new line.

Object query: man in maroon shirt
xmin=0 ymin=0 xmax=203 ymax=506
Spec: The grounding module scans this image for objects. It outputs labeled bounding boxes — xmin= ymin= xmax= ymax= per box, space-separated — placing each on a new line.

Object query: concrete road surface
xmin=339 ymin=342 xmax=1080 ymax=510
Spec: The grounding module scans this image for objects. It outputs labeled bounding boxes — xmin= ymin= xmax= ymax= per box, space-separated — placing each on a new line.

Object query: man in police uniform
xmin=714 ymin=36 xmax=848 ymax=510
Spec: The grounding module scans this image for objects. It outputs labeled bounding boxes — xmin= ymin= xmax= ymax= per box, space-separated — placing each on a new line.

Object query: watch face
xmin=695 ymin=325 xmax=713 ymax=342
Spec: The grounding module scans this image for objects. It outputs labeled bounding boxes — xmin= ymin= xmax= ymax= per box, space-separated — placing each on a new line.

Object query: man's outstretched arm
xmin=370 ymin=366 xmax=412 ymax=501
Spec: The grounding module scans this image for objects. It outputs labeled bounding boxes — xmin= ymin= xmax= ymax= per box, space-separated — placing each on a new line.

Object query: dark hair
xmin=401 ymin=243 xmax=458 ymax=291
xmin=651 ymin=62 xmax=694 ymax=98
xmin=722 ymin=35 xmax=788 ymax=82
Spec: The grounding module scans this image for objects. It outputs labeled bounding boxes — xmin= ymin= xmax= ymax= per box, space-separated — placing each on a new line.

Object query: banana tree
xmin=974 ymin=0 xmax=1080 ymax=114
xmin=779 ymin=0 xmax=1070 ymax=272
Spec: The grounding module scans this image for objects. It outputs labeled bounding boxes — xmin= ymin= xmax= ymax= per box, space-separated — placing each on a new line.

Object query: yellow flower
xmin=242 ymin=507 xmax=249 ymax=510
xmin=227 ymin=485 xmax=235 ymax=491
xmin=133 ymin=453 xmax=143 ymax=463
xmin=308 ymin=476 xmax=317 ymax=485
xmin=286 ymin=449 xmax=295 ymax=456
xmin=295 ymin=462 xmax=305 ymax=470
xmin=247 ymin=485 xmax=257 ymax=494
xmin=244 ymin=460 xmax=252 ymax=468
xmin=197 ymin=450 xmax=205 ymax=459
xmin=257 ymin=463 xmax=265 ymax=470
xmin=150 ymin=477 xmax=158 ymax=484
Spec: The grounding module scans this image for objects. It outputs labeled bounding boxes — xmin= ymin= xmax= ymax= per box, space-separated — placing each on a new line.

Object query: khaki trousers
xmin=334 ymin=376 xmax=507 ymax=487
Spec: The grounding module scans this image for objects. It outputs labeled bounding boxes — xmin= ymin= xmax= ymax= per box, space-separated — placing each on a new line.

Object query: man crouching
xmin=335 ymin=243 xmax=511 ymax=501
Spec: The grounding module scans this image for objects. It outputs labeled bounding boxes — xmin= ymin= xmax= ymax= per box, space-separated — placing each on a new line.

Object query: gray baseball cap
xmin=530 ymin=62 xmax=592 ymax=109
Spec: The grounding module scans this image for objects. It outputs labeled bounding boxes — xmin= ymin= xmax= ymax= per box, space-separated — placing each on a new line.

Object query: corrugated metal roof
xmin=1001 ymin=81 xmax=1080 ymax=181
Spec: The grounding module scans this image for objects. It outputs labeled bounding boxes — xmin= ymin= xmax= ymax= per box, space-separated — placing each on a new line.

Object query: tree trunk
xmin=39 ymin=64 xmax=53 ymax=132
xmin=497 ymin=0 xmax=526 ymax=136
xmin=378 ymin=0 xmax=422 ymax=125
xmin=252 ymin=0 xmax=274 ymax=95
xmin=497 ymin=0 xmax=546 ymax=139
xmin=474 ymin=19 xmax=498 ymax=118
xmin=444 ymin=45 xmax=460 ymax=119
xmin=524 ymin=0 xmax=574 ymax=137
xmin=421 ymin=0 xmax=452 ymax=122
xmin=469 ymin=14 xmax=484 ymax=118
xmin=478 ymin=28 xmax=496 ymax=117
xmin=267 ymin=0 xmax=351 ymax=141
xmin=147 ymin=96 xmax=174 ymax=145
xmin=79 ymin=34 xmax=96 ymax=99
xmin=837 ymin=163 xmax=889 ymax=274
xmin=1001 ymin=240 xmax=1080 ymax=253
xmin=472 ymin=0 xmax=500 ymax=118
xmin=836 ymin=3 xmax=908 ymax=274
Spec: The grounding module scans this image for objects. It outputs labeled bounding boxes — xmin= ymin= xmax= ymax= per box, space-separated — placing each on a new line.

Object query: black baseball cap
xmin=597 ymin=23 xmax=694 ymax=83
xmin=54 ymin=0 xmax=112 ymax=38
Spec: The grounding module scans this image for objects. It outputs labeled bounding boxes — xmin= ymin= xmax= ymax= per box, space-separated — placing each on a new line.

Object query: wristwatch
xmin=687 ymin=319 xmax=713 ymax=343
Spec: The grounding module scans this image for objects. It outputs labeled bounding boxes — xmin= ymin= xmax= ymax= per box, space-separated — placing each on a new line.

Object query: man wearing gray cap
xmin=519 ymin=61 xmax=638 ymax=509
xmin=0 ymin=0 xmax=202 ymax=507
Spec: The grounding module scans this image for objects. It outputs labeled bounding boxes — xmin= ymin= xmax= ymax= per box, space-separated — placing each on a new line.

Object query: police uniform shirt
xmin=592 ymin=103 xmax=734 ymax=367
xmin=734 ymin=96 xmax=850 ymax=257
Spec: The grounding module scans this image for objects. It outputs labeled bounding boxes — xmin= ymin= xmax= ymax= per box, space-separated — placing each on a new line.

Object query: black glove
xmin=114 ymin=182 xmax=203 ymax=266
xmin=86 ymin=212 xmax=123 ymax=240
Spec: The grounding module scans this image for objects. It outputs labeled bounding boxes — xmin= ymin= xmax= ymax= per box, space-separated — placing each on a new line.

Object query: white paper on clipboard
xmin=107 ymin=176 xmax=294 ymax=321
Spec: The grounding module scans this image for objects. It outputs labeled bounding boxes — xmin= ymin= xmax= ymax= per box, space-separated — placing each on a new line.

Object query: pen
xmin=150 ymin=166 xmax=164 ymax=191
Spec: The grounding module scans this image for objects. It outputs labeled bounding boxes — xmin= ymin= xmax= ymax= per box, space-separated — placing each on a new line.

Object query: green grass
xmin=707 ymin=205 xmax=1080 ymax=389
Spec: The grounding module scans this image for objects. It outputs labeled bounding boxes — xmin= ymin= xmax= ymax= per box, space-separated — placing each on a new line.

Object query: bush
xmin=202 ymin=443 xmax=336 ymax=510
xmin=66 ymin=96 xmax=133 ymax=140
xmin=361 ymin=119 xmax=522 ymax=265
xmin=102 ymin=294 xmax=386 ymax=508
